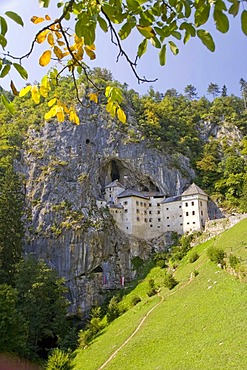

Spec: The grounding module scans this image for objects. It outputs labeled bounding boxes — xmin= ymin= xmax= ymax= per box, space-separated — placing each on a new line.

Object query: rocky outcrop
xmin=22 ymin=105 xmax=195 ymax=314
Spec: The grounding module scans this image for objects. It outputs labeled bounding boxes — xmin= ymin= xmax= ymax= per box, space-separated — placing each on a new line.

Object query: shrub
xmin=189 ymin=252 xmax=199 ymax=263
xmin=193 ymin=269 xmax=199 ymax=277
xmin=46 ymin=349 xmax=72 ymax=370
xmin=147 ymin=279 xmax=158 ymax=297
xmin=164 ymin=273 xmax=178 ymax=290
xmin=156 ymin=259 xmax=167 ymax=268
xmin=106 ymin=296 xmax=121 ymax=323
xmin=229 ymin=254 xmax=240 ymax=268
xmin=131 ymin=256 xmax=144 ymax=271
xmin=131 ymin=295 xmax=141 ymax=306
xmin=78 ymin=329 xmax=93 ymax=348
xmin=207 ymin=246 xmax=225 ymax=265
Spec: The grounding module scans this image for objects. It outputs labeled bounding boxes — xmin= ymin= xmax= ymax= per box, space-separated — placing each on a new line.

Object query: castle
xmin=97 ymin=180 xmax=210 ymax=239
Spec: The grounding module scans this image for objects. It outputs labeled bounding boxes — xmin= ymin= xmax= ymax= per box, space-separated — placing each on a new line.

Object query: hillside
xmin=73 ymin=218 xmax=247 ymax=370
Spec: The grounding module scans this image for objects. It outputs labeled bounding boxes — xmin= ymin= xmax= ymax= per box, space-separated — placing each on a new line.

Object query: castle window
xmin=186 ymin=212 xmax=189 ymax=216
xmin=157 ymin=210 xmax=161 ymax=214
xmin=200 ymin=201 xmax=202 ymax=206
xmin=137 ymin=217 xmax=140 ymax=221
xmin=167 ymin=225 xmax=170 ymax=227
xmin=124 ymin=209 xmax=128 ymax=213
xmin=124 ymin=201 xmax=128 ymax=205
xmin=193 ymin=222 xmax=196 ymax=224
xmin=157 ymin=226 xmax=160 ymax=228
xmin=185 ymin=202 xmax=188 ymax=207
xmin=158 ymin=218 xmax=161 ymax=222
xmin=149 ymin=210 xmax=152 ymax=214
xmin=166 ymin=208 xmax=169 ymax=211
xmin=136 ymin=201 xmax=139 ymax=206
xmin=144 ymin=203 xmax=147 ymax=207
xmin=136 ymin=209 xmax=140 ymax=214
xmin=167 ymin=216 xmax=169 ymax=219
xmin=115 ymin=210 xmax=118 ymax=213
xmin=126 ymin=226 xmax=128 ymax=230
xmin=157 ymin=203 xmax=160 ymax=207
xmin=179 ymin=215 xmax=182 ymax=217
xmin=140 ymin=202 xmax=143 ymax=206
xmin=179 ymin=205 xmax=181 ymax=208
xmin=149 ymin=218 xmax=152 ymax=222
xmin=150 ymin=224 xmax=153 ymax=228
xmin=180 ymin=223 xmax=183 ymax=226
xmin=191 ymin=201 xmax=194 ymax=206
xmin=144 ymin=210 xmax=147 ymax=214
xmin=201 ymin=211 xmax=203 ymax=215
xmin=149 ymin=203 xmax=152 ymax=207
xmin=144 ymin=218 xmax=147 ymax=222
xmin=192 ymin=211 xmax=195 ymax=215
xmin=187 ymin=222 xmax=190 ymax=225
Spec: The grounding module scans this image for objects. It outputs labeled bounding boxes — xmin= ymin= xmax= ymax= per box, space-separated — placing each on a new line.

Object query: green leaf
xmin=171 ymin=31 xmax=181 ymax=40
xmin=119 ymin=22 xmax=134 ymax=40
xmin=0 ymin=16 xmax=8 ymax=36
xmin=169 ymin=41 xmax=179 ymax=55
xmin=5 ymin=11 xmax=24 ymax=27
xmin=197 ymin=30 xmax=215 ymax=52
xmin=241 ymin=10 xmax=247 ymax=36
xmin=195 ymin=5 xmax=210 ymax=27
xmin=0 ymin=34 xmax=7 ymax=49
xmin=150 ymin=36 xmax=161 ymax=48
xmin=137 ymin=25 xmax=155 ymax=38
xmin=98 ymin=15 xmax=108 ymax=32
xmin=214 ymin=10 xmax=229 ymax=33
xmin=137 ymin=38 xmax=148 ymax=58
xmin=228 ymin=1 xmax=240 ymax=17
xmin=180 ymin=23 xmax=196 ymax=37
xmin=13 ymin=63 xmax=28 ymax=80
xmin=0 ymin=64 xmax=10 ymax=78
xmin=39 ymin=0 xmax=50 ymax=7
xmin=159 ymin=44 xmax=166 ymax=66
xmin=1 ymin=94 xmax=15 ymax=115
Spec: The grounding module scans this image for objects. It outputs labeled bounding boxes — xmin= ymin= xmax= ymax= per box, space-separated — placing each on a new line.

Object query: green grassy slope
xmin=73 ymin=219 xmax=247 ymax=370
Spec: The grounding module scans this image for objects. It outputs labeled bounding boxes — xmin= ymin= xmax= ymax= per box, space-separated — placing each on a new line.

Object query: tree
xmin=14 ymin=258 xmax=69 ymax=358
xmin=240 ymin=78 xmax=247 ymax=109
xmin=0 ymin=0 xmax=246 ymax=122
xmin=207 ymin=82 xmax=220 ymax=98
xmin=221 ymin=84 xmax=228 ymax=97
xmin=184 ymin=85 xmax=198 ymax=100
xmin=0 ymin=284 xmax=28 ymax=357
xmin=0 ymin=166 xmax=25 ymax=285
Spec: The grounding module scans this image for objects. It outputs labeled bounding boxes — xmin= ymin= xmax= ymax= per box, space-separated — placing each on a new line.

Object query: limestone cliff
xmin=22 ymin=104 xmax=195 ymax=314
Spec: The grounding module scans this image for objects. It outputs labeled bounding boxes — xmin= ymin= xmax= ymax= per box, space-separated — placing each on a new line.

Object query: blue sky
xmin=0 ymin=0 xmax=246 ymax=97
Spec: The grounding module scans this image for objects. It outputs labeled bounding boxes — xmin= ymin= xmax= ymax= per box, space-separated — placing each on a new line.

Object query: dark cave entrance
xmin=111 ymin=160 xmax=120 ymax=182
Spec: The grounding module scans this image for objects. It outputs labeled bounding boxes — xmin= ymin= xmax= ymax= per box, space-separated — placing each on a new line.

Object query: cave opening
xmin=111 ymin=160 xmax=120 ymax=182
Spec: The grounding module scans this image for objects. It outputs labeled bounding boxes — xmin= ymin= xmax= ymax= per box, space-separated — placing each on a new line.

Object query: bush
xmin=147 ymin=279 xmax=158 ymax=297
xmin=78 ymin=329 xmax=92 ymax=348
xmin=189 ymin=252 xmax=199 ymax=263
xmin=207 ymin=247 xmax=225 ymax=265
xmin=131 ymin=256 xmax=144 ymax=271
xmin=46 ymin=349 xmax=72 ymax=370
xmin=131 ymin=295 xmax=141 ymax=306
xmin=164 ymin=273 xmax=178 ymax=290
xmin=106 ymin=296 xmax=121 ymax=323
xmin=229 ymin=254 xmax=240 ymax=268
xmin=155 ymin=259 xmax=167 ymax=268
xmin=193 ymin=269 xmax=199 ymax=277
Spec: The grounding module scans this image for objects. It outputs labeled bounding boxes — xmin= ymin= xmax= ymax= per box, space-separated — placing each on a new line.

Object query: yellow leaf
xmin=48 ymin=97 xmax=57 ymax=107
xmin=31 ymin=16 xmax=45 ymax=24
xmin=117 ymin=107 xmax=127 ymax=123
xmin=31 ymin=85 xmax=40 ymax=104
xmin=39 ymin=50 xmax=51 ymax=67
xmin=55 ymin=31 xmax=62 ymax=39
xmin=74 ymin=35 xmax=84 ymax=45
xmin=85 ymin=45 xmax=96 ymax=60
xmin=106 ymin=101 xmax=117 ymax=116
xmin=63 ymin=104 xmax=70 ymax=114
xmin=74 ymin=46 xmax=84 ymax=60
xmin=10 ymin=80 xmax=18 ymax=96
xmin=47 ymin=32 xmax=55 ymax=46
xmin=88 ymin=92 xmax=98 ymax=104
xmin=57 ymin=40 xmax=65 ymax=46
xmin=36 ymin=30 xmax=49 ymax=44
xmin=44 ymin=106 xmax=57 ymax=120
xmin=62 ymin=51 xmax=70 ymax=58
xmin=70 ymin=110 xmax=80 ymax=124
xmin=19 ymin=85 xmax=32 ymax=97
xmin=54 ymin=46 xmax=63 ymax=59
xmin=56 ymin=106 xmax=65 ymax=122
xmin=40 ymin=75 xmax=51 ymax=97
xmin=45 ymin=15 xmax=51 ymax=20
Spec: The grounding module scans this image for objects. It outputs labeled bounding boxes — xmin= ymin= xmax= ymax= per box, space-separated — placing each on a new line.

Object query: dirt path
xmin=97 ymin=270 xmax=200 ymax=370
xmin=97 ymin=293 xmax=164 ymax=370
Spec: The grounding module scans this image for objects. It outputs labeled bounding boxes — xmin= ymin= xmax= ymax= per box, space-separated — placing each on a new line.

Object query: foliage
xmin=131 ymin=256 xmax=144 ymax=272
xmin=131 ymin=295 xmax=142 ymax=306
xmin=189 ymin=252 xmax=199 ymax=263
xmin=106 ymin=296 xmax=121 ymax=323
xmin=14 ymin=257 xmax=69 ymax=358
xmin=229 ymin=253 xmax=240 ymax=268
xmin=0 ymin=0 xmax=246 ymax=122
xmin=147 ymin=279 xmax=158 ymax=297
xmin=46 ymin=348 xmax=73 ymax=370
xmin=0 ymin=284 xmax=28 ymax=357
xmin=0 ymin=166 xmax=25 ymax=285
xmin=207 ymin=246 xmax=225 ymax=265
xmin=163 ymin=273 xmax=178 ymax=290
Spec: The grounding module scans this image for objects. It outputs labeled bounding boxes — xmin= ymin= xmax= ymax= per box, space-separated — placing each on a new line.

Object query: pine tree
xmin=0 ymin=166 xmax=25 ymax=285
xmin=184 ymin=85 xmax=198 ymax=100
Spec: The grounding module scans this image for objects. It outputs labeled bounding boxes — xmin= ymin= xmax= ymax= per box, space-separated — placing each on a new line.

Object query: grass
xmin=73 ymin=218 xmax=247 ymax=370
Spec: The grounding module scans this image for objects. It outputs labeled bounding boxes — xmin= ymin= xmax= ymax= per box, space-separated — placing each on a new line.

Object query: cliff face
xmin=22 ymin=104 xmax=195 ymax=314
